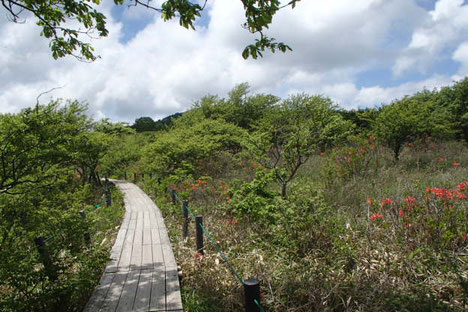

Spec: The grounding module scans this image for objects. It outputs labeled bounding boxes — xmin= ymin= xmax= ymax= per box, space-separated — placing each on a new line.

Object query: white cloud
xmin=0 ymin=0 xmax=465 ymax=122
xmin=453 ymin=41 xmax=468 ymax=75
xmin=393 ymin=0 xmax=468 ymax=76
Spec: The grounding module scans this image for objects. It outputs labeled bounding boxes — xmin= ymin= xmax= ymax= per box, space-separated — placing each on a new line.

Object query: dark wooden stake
xmin=183 ymin=200 xmax=189 ymax=239
xmin=124 ymin=171 xmax=127 ymax=180
xmin=34 ymin=236 xmax=57 ymax=281
xmin=133 ymin=173 xmax=137 ymax=181
xmin=105 ymin=188 xmax=112 ymax=207
xmin=170 ymin=189 xmax=176 ymax=205
xmin=195 ymin=216 xmax=204 ymax=255
xmin=80 ymin=210 xmax=91 ymax=245
xmin=244 ymin=278 xmax=261 ymax=312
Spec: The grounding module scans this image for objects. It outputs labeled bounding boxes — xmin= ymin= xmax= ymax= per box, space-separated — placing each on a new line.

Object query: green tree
xmin=248 ymin=94 xmax=353 ymax=199
xmin=2 ymin=0 xmax=298 ymax=61
xmin=132 ymin=116 xmax=157 ymax=132
xmin=373 ymin=92 xmax=455 ymax=160
xmin=437 ymin=78 xmax=468 ymax=142
xmin=0 ymin=100 xmax=90 ymax=194
xmin=143 ymin=118 xmax=246 ymax=179
xmin=194 ymin=83 xmax=280 ymax=130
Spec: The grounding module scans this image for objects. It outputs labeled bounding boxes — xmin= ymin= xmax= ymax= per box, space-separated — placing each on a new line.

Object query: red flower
xmin=439 ymin=157 xmax=445 ymax=162
xmin=400 ymin=210 xmax=405 ymax=217
xmin=367 ymin=198 xmax=373 ymax=205
xmin=194 ymin=253 xmax=202 ymax=259
xmin=371 ymin=213 xmax=383 ymax=221
xmin=453 ymin=162 xmax=460 ymax=167
xmin=381 ymin=198 xmax=393 ymax=209
xmin=405 ymin=196 xmax=416 ymax=210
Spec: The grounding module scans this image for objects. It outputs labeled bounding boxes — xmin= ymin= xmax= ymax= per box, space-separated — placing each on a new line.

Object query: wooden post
xmin=133 ymin=173 xmax=137 ymax=181
xmin=183 ymin=200 xmax=189 ymax=239
xmin=34 ymin=237 xmax=57 ymax=281
xmin=244 ymin=278 xmax=261 ymax=312
xmin=195 ymin=216 xmax=204 ymax=255
xmin=170 ymin=189 xmax=176 ymax=205
xmin=80 ymin=210 xmax=91 ymax=245
xmin=105 ymin=188 xmax=112 ymax=207
xmin=124 ymin=171 xmax=127 ymax=180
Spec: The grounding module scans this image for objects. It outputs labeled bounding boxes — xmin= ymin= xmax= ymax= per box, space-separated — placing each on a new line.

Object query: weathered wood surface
xmin=84 ymin=181 xmax=182 ymax=312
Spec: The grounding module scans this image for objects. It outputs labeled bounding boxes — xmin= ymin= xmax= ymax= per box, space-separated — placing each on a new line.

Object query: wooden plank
xmin=143 ymin=228 xmax=152 ymax=245
xmin=158 ymin=228 xmax=170 ymax=245
xmin=99 ymin=271 xmax=128 ymax=312
xmin=143 ymin=211 xmax=150 ymax=229
xmin=116 ymin=269 xmax=140 ymax=312
xmin=162 ymin=244 xmax=177 ymax=268
xmin=141 ymin=244 xmax=153 ymax=269
xmin=149 ymin=266 xmax=166 ymax=311
xmin=150 ymin=228 xmax=161 ymax=245
xmin=133 ymin=269 xmax=152 ymax=312
xmin=83 ymin=272 xmax=114 ymax=312
xmin=151 ymin=244 xmax=164 ymax=265
xmin=136 ymin=212 xmax=144 ymax=232
xmin=130 ymin=243 xmax=142 ymax=270
xmin=166 ymin=268 xmax=183 ymax=310
xmin=118 ymin=242 xmax=133 ymax=272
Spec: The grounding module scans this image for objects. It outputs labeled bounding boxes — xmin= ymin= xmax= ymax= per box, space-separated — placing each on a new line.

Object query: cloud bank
xmin=1 ymin=0 xmax=467 ymax=122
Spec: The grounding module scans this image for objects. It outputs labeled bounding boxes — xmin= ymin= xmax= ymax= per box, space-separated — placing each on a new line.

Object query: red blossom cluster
xmin=381 ymin=198 xmax=394 ymax=209
xmin=371 ymin=213 xmax=383 ymax=221
xmin=426 ymin=185 xmax=467 ymax=200
xmin=405 ymin=196 xmax=417 ymax=209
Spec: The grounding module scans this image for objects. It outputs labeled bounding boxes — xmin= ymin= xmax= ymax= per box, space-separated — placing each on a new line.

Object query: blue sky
xmin=1 ymin=0 xmax=468 ymax=121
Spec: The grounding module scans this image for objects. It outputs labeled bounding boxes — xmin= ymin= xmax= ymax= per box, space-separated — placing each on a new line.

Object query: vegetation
xmin=132 ymin=80 xmax=466 ymax=311
xmin=0 ymin=102 xmax=125 ymax=312
xmin=2 ymin=0 xmax=299 ymax=61
xmin=1 ymin=77 xmax=467 ymax=311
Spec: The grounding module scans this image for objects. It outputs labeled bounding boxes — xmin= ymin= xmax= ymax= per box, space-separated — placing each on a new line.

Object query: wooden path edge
xmin=83 ymin=180 xmax=183 ymax=312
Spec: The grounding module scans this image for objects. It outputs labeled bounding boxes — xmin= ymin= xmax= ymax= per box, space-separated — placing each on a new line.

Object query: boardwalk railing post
xmin=134 ymin=173 xmax=137 ymax=181
xmin=34 ymin=236 xmax=57 ymax=281
xmin=105 ymin=188 xmax=112 ymax=207
xmin=170 ymin=189 xmax=176 ymax=205
xmin=244 ymin=278 xmax=261 ymax=312
xmin=182 ymin=200 xmax=189 ymax=239
xmin=195 ymin=216 xmax=204 ymax=255
xmin=80 ymin=210 xmax=91 ymax=245
xmin=124 ymin=171 xmax=127 ymax=180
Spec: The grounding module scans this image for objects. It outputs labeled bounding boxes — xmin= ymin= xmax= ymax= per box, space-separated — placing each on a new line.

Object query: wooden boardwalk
xmin=84 ymin=181 xmax=182 ymax=312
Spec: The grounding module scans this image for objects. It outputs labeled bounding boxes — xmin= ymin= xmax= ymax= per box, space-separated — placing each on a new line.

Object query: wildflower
xmin=453 ymin=162 xmax=460 ymax=167
xmin=405 ymin=196 xmax=417 ymax=210
xmin=439 ymin=157 xmax=445 ymax=162
xmin=458 ymin=182 xmax=468 ymax=193
xmin=381 ymin=198 xmax=393 ymax=209
xmin=400 ymin=210 xmax=405 ymax=217
xmin=367 ymin=198 xmax=373 ymax=205
xmin=371 ymin=213 xmax=383 ymax=221
xmin=194 ymin=253 xmax=202 ymax=259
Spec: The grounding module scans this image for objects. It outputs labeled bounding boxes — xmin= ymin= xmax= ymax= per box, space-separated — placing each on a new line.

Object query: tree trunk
xmin=281 ymin=182 xmax=288 ymax=200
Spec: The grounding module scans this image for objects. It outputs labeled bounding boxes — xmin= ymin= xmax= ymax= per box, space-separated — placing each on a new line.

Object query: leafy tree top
xmin=3 ymin=0 xmax=299 ymax=61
